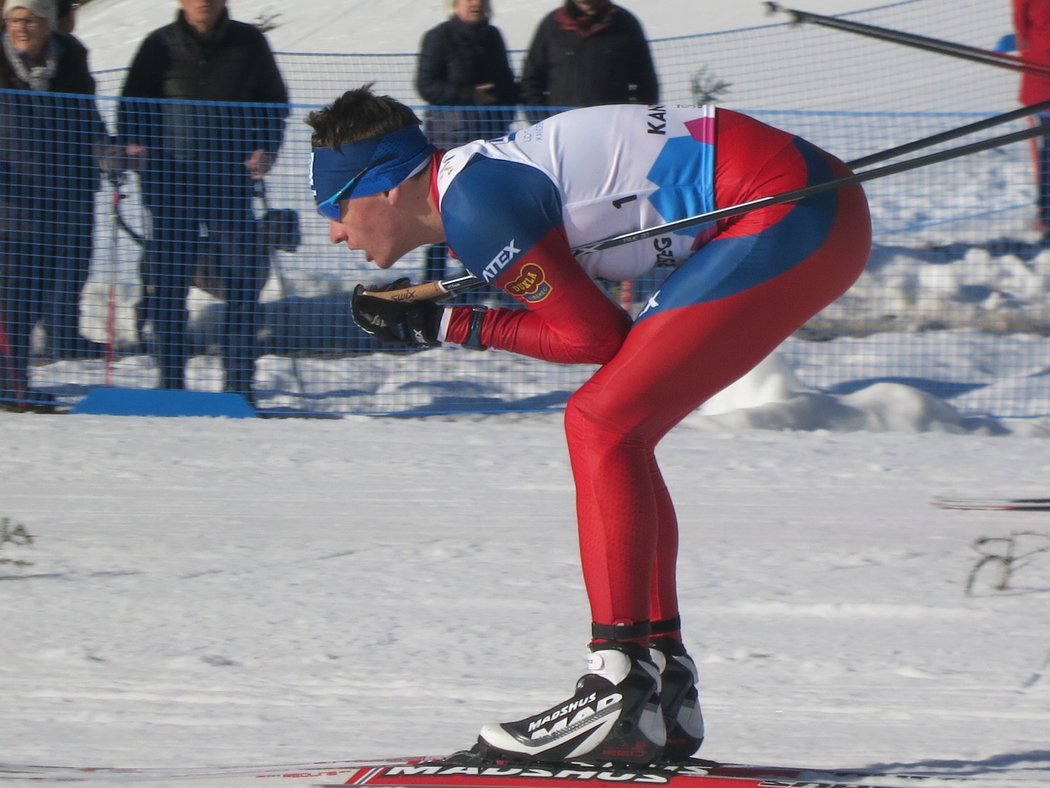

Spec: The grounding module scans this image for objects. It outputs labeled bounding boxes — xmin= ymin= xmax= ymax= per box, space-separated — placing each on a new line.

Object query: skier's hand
xmin=352 ymin=278 xmax=442 ymax=347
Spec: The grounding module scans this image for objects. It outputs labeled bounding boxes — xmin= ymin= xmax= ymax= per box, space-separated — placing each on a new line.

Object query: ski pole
xmin=765 ymin=2 xmax=1050 ymax=79
xmin=367 ymin=114 xmax=1050 ymax=301
xmin=105 ymin=172 xmax=124 ymax=386
xmin=848 ymin=98 xmax=1050 ymax=169
xmin=360 ymin=273 xmax=482 ymax=302
xmin=578 ymin=120 xmax=1050 ymax=253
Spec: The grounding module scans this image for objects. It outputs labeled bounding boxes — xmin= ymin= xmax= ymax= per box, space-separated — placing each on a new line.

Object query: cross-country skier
xmin=306 ymin=86 xmax=871 ymax=765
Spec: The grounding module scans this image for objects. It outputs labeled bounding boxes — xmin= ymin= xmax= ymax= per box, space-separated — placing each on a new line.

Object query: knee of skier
xmin=565 ymin=385 xmax=651 ymax=455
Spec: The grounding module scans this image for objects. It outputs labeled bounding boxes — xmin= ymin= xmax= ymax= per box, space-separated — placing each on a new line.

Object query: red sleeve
xmin=444 ymin=227 xmax=632 ymax=364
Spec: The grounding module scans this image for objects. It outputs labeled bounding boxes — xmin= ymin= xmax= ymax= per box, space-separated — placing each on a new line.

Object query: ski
xmin=932 ymin=495 xmax=1050 ymax=511
xmin=0 ymin=753 xmax=978 ymax=787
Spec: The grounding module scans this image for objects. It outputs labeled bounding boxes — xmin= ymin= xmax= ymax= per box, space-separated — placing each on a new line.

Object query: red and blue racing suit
xmin=434 ymin=104 xmax=871 ymax=636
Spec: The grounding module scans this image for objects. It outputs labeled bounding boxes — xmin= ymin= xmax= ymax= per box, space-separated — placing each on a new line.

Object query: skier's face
xmin=327 ymin=191 xmax=420 ymax=269
xmin=179 ymin=0 xmax=226 ymax=35
xmin=326 ymin=166 xmax=444 ymax=269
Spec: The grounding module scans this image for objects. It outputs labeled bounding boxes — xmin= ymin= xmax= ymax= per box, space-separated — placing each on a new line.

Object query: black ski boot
xmin=477 ymin=643 xmax=665 ymax=765
xmin=652 ymin=638 xmax=704 ymax=761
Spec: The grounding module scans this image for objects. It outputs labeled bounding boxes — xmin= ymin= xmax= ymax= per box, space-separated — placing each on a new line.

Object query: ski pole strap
xmin=591 ymin=620 xmax=652 ymax=643
xmin=462 ymin=306 xmax=488 ymax=350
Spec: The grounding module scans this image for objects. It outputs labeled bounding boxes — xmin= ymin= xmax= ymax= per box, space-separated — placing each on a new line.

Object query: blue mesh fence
xmin=4 ymin=0 xmax=1050 ymax=417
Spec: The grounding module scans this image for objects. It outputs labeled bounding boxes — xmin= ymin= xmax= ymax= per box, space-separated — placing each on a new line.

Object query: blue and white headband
xmin=311 ymin=125 xmax=435 ymax=219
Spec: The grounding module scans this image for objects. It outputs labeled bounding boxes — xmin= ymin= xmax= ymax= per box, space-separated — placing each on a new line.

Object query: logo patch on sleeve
xmin=506 ymin=263 xmax=552 ymax=303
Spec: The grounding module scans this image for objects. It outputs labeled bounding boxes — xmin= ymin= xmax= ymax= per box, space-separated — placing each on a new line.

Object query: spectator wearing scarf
xmin=0 ymin=0 xmax=108 ymax=408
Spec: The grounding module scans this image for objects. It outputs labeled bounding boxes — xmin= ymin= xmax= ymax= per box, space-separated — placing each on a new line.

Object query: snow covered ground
xmin=2 ymin=407 xmax=1049 ymax=784
xmin=1 ymin=2 xmax=1049 ymax=786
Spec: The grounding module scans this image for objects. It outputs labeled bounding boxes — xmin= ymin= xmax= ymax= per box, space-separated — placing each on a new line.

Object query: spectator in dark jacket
xmin=117 ymin=0 xmax=288 ymax=401
xmin=520 ymin=0 xmax=658 ymax=120
xmin=41 ymin=0 xmax=105 ymax=360
xmin=416 ymin=0 xmax=517 ymax=282
xmin=0 ymin=0 xmax=108 ymax=410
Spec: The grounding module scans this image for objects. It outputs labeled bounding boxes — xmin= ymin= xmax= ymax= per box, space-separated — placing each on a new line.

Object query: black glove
xmin=351 ymin=278 xmax=442 ymax=348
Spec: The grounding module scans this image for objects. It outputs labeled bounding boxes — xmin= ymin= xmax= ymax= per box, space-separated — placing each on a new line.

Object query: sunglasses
xmin=316 ymin=152 xmax=397 ymax=221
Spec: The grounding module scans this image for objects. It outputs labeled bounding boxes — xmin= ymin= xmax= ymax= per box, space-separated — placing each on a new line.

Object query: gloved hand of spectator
xmin=474 ymin=83 xmax=498 ymax=106
xmin=97 ymin=143 xmax=147 ymax=176
xmin=245 ymin=149 xmax=274 ymax=180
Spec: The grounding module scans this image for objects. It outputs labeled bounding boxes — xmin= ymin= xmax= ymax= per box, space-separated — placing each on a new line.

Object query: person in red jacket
xmin=1014 ymin=0 xmax=1050 ymax=238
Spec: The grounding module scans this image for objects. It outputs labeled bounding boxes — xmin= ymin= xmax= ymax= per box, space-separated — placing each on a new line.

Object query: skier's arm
xmin=439 ymin=158 xmax=632 ymax=364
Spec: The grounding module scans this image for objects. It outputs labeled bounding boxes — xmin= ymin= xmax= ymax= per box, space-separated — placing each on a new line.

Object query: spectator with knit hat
xmin=0 ymin=0 xmax=108 ymax=409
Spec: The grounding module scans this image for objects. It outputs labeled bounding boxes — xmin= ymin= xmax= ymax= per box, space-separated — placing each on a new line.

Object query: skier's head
xmin=307 ymin=86 xmax=443 ymax=267
xmin=307 ymin=85 xmax=434 ymax=220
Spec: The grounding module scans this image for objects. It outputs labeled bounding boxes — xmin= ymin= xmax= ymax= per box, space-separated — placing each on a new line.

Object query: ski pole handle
xmin=359 ymin=273 xmax=484 ymax=302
